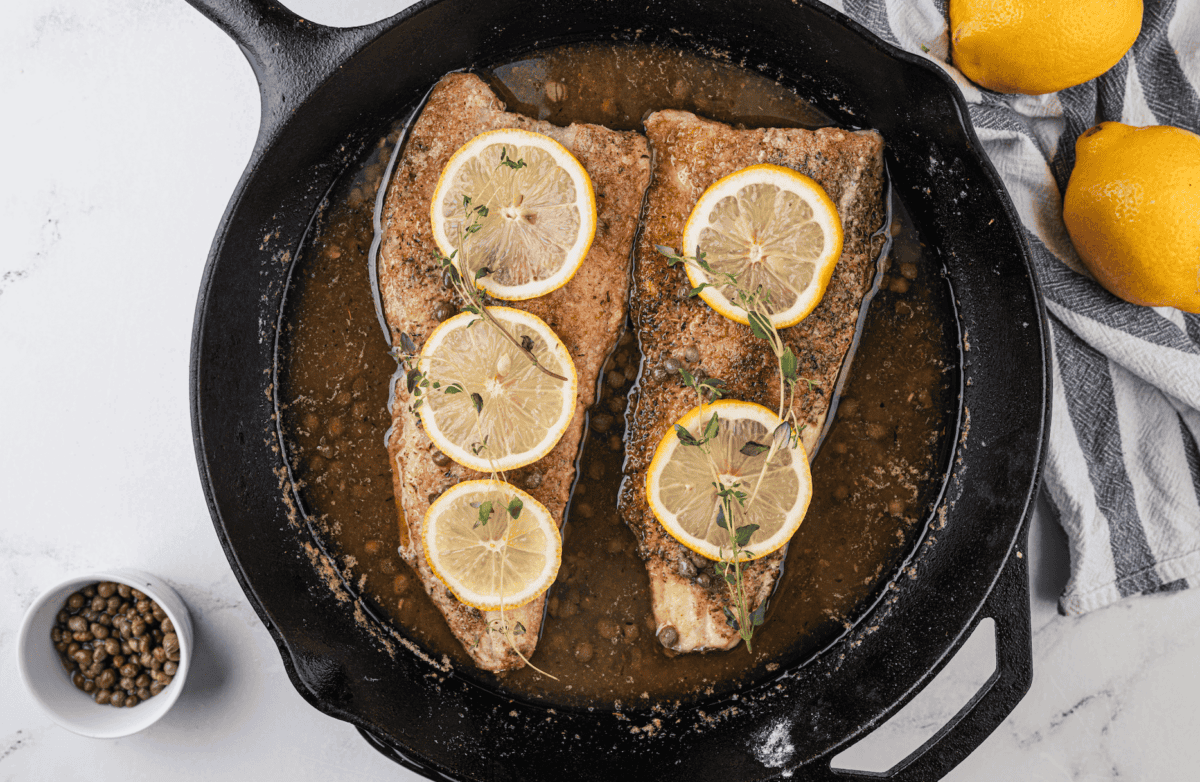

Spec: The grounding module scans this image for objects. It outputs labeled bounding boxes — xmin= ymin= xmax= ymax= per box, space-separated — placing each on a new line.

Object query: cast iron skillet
xmin=186 ymin=0 xmax=1050 ymax=779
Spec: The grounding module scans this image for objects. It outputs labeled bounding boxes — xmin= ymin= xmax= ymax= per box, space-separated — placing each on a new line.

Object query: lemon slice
xmin=423 ymin=480 xmax=562 ymax=611
xmin=417 ymin=307 xmax=578 ymax=472
xmin=431 ymin=128 xmax=597 ymax=301
xmin=681 ymin=163 xmax=844 ymax=329
xmin=645 ymin=400 xmax=812 ymax=562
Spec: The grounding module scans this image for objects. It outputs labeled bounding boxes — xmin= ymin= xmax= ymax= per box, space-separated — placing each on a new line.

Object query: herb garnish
xmin=392 ymin=151 xmax=561 ymax=679
xmin=654 ymin=245 xmax=817 ymax=652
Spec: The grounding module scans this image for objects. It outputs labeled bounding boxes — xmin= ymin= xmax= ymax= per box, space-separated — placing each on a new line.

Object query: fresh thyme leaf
xmin=498 ymin=147 xmax=527 ymax=169
xmin=443 ymin=382 xmax=463 ymax=395
xmin=698 ymin=377 xmax=726 ymax=400
xmin=773 ymin=421 xmax=792 ymax=451
xmin=780 ymin=347 xmax=798 ymax=382
xmin=475 ymin=205 xmax=489 ymax=217
xmin=406 ymin=369 xmax=421 ymax=393
xmin=475 ymin=267 xmax=491 ymax=280
xmin=679 ymin=366 xmax=695 ymax=387
xmin=513 ymin=621 xmax=526 ymax=636
xmin=654 ymin=244 xmax=679 ymax=261
xmin=722 ymin=605 xmax=739 ymax=631
xmin=465 ymin=223 xmax=482 ymax=235
xmin=740 ymin=440 xmax=770 ymax=457
xmin=703 ymin=412 xmax=720 ymax=443
xmin=734 ymin=524 xmax=759 ymax=547
xmin=399 ymin=332 xmax=418 ymax=355
xmin=689 ymin=283 xmax=712 ymax=297
xmin=674 ymin=424 xmax=700 ymax=447
xmin=462 ymin=195 xmax=471 ymax=207
xmin=746 ymin=310 xmax=773 ymax=342
xmin=715 ymin=503 xmax=728 ymax=529
xmin=920 ymin=43 xmax=930 ymax=53
xmin=471 ymin=392 xmax=483 ymax=414
xmin=475 ymin=500 xmax=493 ymax=528
xmin=749 ymin=602 xmax=767 ymax=627
xmin=507 ymin=496 xmax=523 ymax=520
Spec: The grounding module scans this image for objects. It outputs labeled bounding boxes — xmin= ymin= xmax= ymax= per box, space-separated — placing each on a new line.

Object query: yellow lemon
xmin=1063 ymin=122 xmax=1200 ymax=313
xmin=949 ymin=0 xmax=1142 ymax=95
xmin=431 ymin=128 xmax=597 ymax=301
xmin=417 ymin=307 xmax=579 ymax=472
xmin=423 ymin=480 xmax=561 ymax=611
xmin=645 ymin=400 xmax=812 ymax=562
xmin=681 ymin=164 xmax=843 ymax=329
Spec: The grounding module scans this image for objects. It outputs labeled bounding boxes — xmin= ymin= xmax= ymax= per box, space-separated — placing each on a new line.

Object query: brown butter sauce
xmin=277 ymin=42 xmax=958 ymax=710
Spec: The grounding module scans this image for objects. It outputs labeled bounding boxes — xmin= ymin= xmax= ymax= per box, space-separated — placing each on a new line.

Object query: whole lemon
xmin=1063 ymin=122 xmax=1200 ymax=313
xmin=949 ymin=0 xmax=1142 ymax=95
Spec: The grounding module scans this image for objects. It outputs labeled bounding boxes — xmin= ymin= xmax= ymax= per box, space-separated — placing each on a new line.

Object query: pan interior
xmin=273 ymin=41 xmax=960 ymax=712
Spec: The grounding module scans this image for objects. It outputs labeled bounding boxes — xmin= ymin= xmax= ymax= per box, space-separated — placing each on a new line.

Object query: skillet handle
xmin=183 ymin=0 xmax=380 ymax=147
xmin=822 ymin=542 xmax=1033 ymax=781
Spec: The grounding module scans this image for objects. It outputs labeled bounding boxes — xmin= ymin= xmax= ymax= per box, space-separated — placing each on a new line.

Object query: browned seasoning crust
xmin=619 ymin=110 xmax=885 ymax=652
xmin=377 ymin=73 xmax=650 ymax=671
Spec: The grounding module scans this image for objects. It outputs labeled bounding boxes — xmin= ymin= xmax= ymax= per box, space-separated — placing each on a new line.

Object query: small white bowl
xmin=16 ymin=570 xmax=193 ymax=738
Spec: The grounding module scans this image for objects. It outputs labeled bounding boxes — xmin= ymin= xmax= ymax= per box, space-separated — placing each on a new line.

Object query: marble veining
xmin=3 ymin=1 xmax=1199 ymax=780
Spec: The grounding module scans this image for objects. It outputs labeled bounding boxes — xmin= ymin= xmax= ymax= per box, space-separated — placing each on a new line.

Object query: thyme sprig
xmin=407 ymin=375 xmax=559 ymax=680
xmin=438 ymin=177 xmax=566 ymax=383
xmin=656 ymin=245 xmax=818 ymax=433
xmin=674 ymin=371 xmax=781 ymax=652
xmin=392 ymin=152 xmax=563 ymax=678
xmin=656 ymin=245 xmax=820 ymax=652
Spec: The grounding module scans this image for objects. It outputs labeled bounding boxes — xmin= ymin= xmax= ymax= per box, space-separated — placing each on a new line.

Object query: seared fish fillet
xmin=619 ymin=110 xmax=885 ymax=653
xmin=378 ymin=73 xmax=650 ymax=671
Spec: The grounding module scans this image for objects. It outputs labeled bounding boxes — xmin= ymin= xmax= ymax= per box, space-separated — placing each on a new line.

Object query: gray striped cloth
xmin=832 ymin=0 xmax=1200 ymax=614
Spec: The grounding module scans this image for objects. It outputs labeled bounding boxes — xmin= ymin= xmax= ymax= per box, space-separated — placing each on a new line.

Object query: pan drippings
xmin=275 ymin=42 xmax=958 ymax=709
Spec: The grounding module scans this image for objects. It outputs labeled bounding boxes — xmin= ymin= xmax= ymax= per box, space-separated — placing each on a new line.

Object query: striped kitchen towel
xmin=831 ymin=0 xmax=1200 ymax=614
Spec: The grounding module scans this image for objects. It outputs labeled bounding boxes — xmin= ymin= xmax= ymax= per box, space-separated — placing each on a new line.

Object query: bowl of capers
xmin=16 ymin=570 xmax=192 ymax=738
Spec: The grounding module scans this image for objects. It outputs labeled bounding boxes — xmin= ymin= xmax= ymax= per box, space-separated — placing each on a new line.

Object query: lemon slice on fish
xmin=681 ymin=163 xmax=843 ymax=329
xmin=431 ymin=128 xmax=597 ymax=301
xmin=645 ymin=400 xmax=812 ymax=562
xmin=417 ymin=307 xmax=578 ymax=472
xmin=424 ymin=480 xmax=562 ymax=611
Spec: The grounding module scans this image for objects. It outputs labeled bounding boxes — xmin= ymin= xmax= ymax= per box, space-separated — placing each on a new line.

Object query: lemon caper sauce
xmin=277 ymin=42 xmax=958 ymax=709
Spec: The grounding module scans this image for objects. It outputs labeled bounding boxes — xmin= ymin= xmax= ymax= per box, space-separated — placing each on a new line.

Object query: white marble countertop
xmin=3 ymin=1 xmax=1198 ymax=779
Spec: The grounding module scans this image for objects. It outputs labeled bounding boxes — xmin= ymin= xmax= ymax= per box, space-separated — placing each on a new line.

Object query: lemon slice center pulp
xmin=442 ymin=143 xmax=580 ymax=287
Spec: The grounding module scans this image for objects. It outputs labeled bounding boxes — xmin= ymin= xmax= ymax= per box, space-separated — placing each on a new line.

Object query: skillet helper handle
xmin=826 ymin=546 xmax=1033 ymax=781
xmin=183 ymin=0 xmax=378 ymax=147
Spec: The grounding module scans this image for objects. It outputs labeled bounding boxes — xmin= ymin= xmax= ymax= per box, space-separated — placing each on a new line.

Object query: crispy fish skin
xmin=378 ymin=73 xmax=650 ymax=671
xmin=620 ymin=110 xmax=885 ymax=653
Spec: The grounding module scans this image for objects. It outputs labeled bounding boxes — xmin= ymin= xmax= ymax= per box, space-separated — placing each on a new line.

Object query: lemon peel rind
xmin=422 ymin=479 xmax=562 ymax=611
